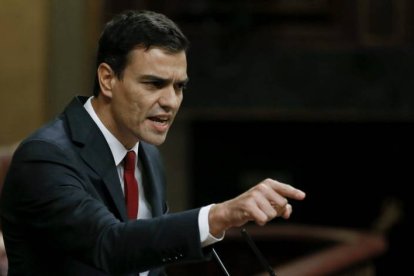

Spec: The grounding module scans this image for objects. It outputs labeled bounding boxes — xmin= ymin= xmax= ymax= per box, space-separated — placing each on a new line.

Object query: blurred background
xmin=1 ymin=0 xmax=413 ymax=275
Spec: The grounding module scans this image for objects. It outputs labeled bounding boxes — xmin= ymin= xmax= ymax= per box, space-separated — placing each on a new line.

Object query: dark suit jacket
xmin=0 ymin=96 xmax=207 ymax=275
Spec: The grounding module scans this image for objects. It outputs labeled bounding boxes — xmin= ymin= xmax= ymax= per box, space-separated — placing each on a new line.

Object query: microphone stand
xmin=212 ymin=248 xmax=230 ymax=276
xmin=241 ymin=228 xmax=277 ymax=276
xmin=212 ymin=228 xmax=277 ymax=276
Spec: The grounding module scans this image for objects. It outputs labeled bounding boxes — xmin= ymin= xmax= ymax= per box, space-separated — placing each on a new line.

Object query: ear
xmin=97 ymin=63 xmax=116 ymax=98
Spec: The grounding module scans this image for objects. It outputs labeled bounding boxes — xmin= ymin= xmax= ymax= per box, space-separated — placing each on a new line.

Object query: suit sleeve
xmin=1 ymin=140 xmax=207 ymax=274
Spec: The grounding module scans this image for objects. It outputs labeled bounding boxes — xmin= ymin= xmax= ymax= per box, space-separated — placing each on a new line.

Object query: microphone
xmin=241 ymin=228 xmax=277 ymax=276
xmin=212 ymin=228 xmax=277 ymax=276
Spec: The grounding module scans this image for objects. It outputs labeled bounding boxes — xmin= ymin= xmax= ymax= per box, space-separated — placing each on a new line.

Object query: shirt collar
xmin=84 ymin=96 xmax=139 ymax=166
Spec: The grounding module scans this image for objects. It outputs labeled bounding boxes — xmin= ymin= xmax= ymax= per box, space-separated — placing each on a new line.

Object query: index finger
xmin=264 ymin=178 xmax=306 ymax=200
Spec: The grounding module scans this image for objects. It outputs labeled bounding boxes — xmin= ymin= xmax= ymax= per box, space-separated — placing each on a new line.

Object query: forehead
xmin=126 ymin=47 xmax=187 ymax=79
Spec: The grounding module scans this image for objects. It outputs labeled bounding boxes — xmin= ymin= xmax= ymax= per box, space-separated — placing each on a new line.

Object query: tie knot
xmin=124 ymin=151 xmax=136 ymax=172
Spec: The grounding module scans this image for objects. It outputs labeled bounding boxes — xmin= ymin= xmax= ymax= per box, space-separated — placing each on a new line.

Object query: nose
xmin=159 ymin=85 xmax=182 ymax=111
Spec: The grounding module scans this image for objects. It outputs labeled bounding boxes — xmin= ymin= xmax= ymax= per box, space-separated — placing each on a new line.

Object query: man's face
xmin=103 ymin=47 xmax=188 ymax=147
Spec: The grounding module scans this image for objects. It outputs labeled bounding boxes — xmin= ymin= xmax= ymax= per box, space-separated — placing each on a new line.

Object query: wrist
xmin=208 ymin=203 xmax=228 ymax=237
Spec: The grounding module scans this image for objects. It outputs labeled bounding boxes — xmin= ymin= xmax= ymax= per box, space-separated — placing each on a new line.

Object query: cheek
xmin=113 ymin=98 xmax=141 ymax=125
xmin=176 ymin=94 xmax=184 ymax=108
xmin=129 ymin=99 xmax=151 ymax=121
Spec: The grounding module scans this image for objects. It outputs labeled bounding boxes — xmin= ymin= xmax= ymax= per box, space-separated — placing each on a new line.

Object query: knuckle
xmin=244 ymin=198 xmax=256 ymax=210
xmin=257 ymin=183 xmax=268 ymax=192
xmin=250 ymin=189 xmax=260 ymax=199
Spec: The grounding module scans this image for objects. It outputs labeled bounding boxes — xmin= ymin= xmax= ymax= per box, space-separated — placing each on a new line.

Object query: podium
xmin=167 ymin=224 xmax=386 ymax=276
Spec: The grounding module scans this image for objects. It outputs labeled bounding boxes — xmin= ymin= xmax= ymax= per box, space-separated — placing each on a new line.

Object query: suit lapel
xmin=64 ymin=97 xmax=129 ymax=222
xmin=139 ymin=143 xmax=165 ymax=217
xmin=80 ymin=139 xmax=128 ymax=221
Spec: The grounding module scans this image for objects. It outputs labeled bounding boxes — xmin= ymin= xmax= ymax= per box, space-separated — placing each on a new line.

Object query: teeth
xmin=150 ymin=117 xmax=167 ymax=123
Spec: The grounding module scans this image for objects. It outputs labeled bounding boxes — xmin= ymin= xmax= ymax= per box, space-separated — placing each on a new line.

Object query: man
xmin=0 ymin=10 xmax=305 ymax=275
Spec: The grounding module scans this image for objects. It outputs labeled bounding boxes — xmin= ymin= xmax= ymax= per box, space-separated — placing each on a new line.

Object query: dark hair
xmin=93 ymin=10 xmax=189 ymax=96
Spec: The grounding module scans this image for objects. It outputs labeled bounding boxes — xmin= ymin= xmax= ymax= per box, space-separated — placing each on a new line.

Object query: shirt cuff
xmin=199 ymin=204 xmax=225 ymax=247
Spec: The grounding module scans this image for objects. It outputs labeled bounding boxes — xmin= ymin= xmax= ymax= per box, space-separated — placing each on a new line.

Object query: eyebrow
xmin=140 ymin=74 xmax=189 ymax=85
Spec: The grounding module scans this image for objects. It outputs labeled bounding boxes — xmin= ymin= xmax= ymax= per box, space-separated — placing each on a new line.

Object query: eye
xmin=175 ymin=79 xmax=189 ymax=92
xmin=143 ymin=80 xmax=166 ymax=89
xmin=175 ymin=82 xmax=187 ymax=91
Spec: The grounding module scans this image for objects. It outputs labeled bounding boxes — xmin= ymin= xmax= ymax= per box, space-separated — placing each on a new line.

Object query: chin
xmin=140 ymin=134 xmax=167 ymax=146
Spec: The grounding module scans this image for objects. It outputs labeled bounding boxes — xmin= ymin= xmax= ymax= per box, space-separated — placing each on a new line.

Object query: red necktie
xmin=123 ymin=151 xmax=139 ymax=220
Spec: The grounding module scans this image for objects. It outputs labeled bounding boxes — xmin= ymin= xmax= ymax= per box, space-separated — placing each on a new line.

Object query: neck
xmin=91 ymin=96 xmax=138 ymax=149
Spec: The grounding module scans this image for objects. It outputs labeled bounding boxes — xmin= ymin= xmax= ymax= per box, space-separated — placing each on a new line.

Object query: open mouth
xmin=148 ymin=116 xmax=169 ymax=124
xmin=147 ymin=116 xmax=171 ymax=133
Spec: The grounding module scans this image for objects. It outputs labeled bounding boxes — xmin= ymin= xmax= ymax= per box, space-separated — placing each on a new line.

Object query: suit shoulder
xmin=14 ymin=116 xmax=74 ymax=161
xmin=29 ymin=116 xmax=69 ymax=142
